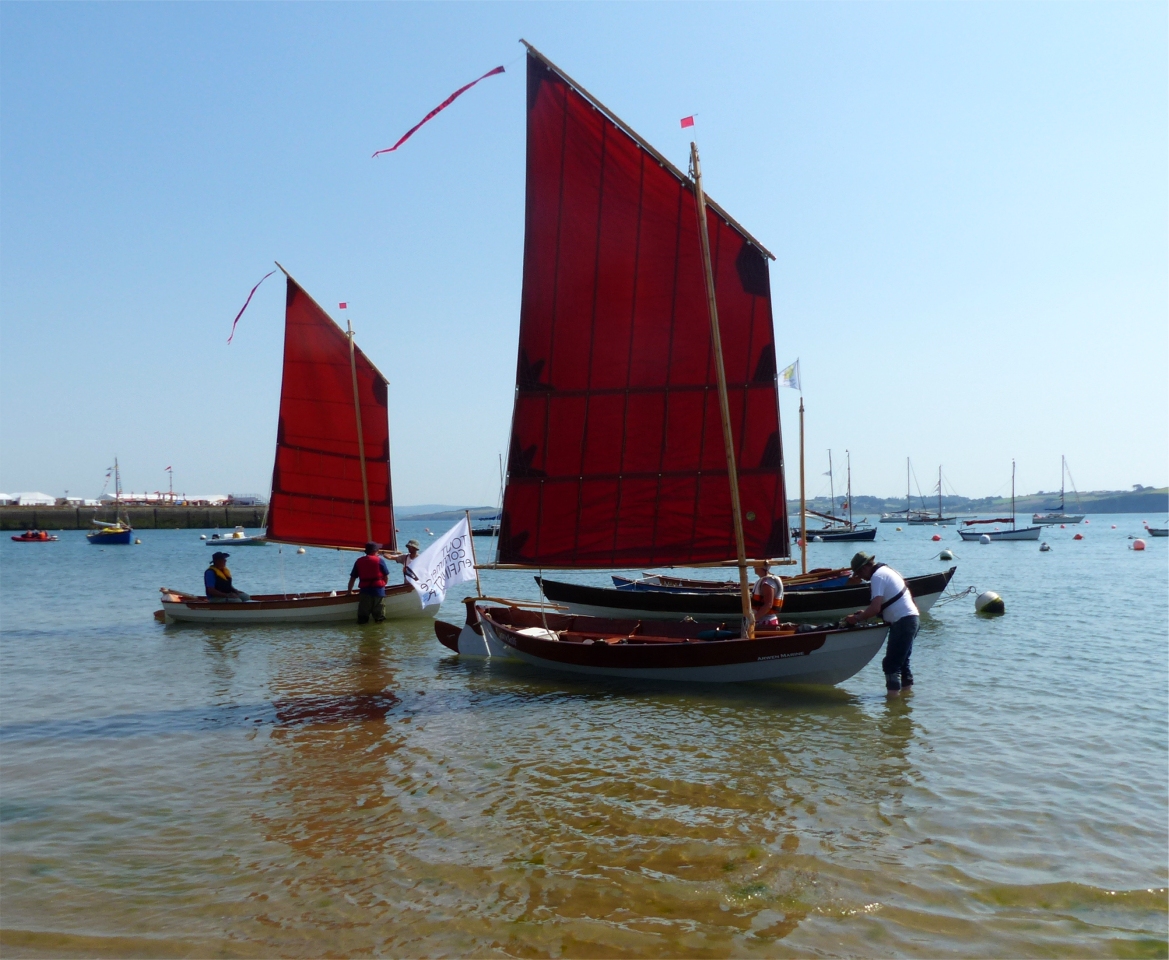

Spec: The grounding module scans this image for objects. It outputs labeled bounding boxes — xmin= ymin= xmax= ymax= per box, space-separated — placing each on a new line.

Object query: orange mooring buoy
xmin=1073 ymin=533 xmax=1084 ymax=540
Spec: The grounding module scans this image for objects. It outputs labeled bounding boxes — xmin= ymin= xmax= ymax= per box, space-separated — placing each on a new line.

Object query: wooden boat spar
xmin=435 ymin=45 xmax=889 ymax=682
xmin=159 ymin=270 xmax=439 ymax=624
xmin=958 ymin=460 xmax=1042 ymax=541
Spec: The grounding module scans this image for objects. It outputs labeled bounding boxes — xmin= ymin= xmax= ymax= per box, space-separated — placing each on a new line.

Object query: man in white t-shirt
xmin=845 ymin=551 xmax=920 ymax=695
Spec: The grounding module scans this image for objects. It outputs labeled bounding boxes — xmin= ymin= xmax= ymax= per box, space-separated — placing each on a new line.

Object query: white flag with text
xmin=408 ymin=518 xmax=477 ymax=606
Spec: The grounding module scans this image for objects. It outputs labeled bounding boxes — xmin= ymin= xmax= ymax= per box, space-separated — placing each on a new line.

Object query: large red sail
xmin=265 ymin=277 xmax=396 ymax=552
xmin=497 ymin=50 xmax=789 ymax=568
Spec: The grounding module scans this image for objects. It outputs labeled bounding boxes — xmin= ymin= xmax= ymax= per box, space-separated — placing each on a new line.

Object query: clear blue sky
xmin=2 ymin=2 xmax=1165 ymax=506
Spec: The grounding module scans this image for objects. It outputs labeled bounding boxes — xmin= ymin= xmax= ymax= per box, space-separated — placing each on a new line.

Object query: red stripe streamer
xmin=227 ymin=270 xmax=276 ymax=343
xmin=372 ymin=65 xmax=505 ymax=157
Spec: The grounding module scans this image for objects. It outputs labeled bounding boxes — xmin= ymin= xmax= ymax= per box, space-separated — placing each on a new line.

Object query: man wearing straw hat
xmin=845 ymin=551 xmax=919 ymax=695
xmin=392 ymin=539 xmax=421 ymax=583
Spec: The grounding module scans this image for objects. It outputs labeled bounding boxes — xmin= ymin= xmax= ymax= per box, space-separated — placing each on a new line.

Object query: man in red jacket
xmin=347 ymin=542 xmax=392 ymax=624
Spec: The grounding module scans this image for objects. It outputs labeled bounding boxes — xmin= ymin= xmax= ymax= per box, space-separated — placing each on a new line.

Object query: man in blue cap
xmin=347 ymin=542 xmax=392 ymax=623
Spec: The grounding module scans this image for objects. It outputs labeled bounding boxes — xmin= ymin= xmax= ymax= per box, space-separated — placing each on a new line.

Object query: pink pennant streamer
xmin=373 ymin=65 xmax=505 ymax=157
xmin=227 ymin=270 xmax=276 ymax=343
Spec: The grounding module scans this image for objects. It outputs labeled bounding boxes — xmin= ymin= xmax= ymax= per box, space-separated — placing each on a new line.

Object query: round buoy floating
xmin=979 ymin=534 xmax=991 ymax=544
xmin=896 ymin=526 xmax=902 ymax=532
xmin=812 ymin=536 xmax=823 ymax=543
xmin=939 ymin=548 xmax=954 ymax=560
xmin=297 ymin=547 xmax=306 ymax=554
xmin=134 ymin=538 xmax=142 ymax=544
xmin=1133 ymin=539 xmax=1146 ymax=551
xmin=1073 ymin=533 xmax=1083 ymax=541
xmin=199 ymin=534 xmax=207 ymax=540
xmin=975 ymin=590 xmax=1005 ymax=615
xmin=1084 ymin=520 xmax=1090 ymax=524
xmin=1060 ymin=524 xmax=1066 ymax=529
xmin=931 ymin=534 xmax=942 ymax=542
xmin=1111 ymin=524 xmax=1117 ymax=529
xmin=1040 ymin=542 xmax=1051 ymax=552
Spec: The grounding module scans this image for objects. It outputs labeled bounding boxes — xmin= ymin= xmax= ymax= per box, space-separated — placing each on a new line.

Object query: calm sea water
xmin=2 ymin=517 xmax=1166 ymax=958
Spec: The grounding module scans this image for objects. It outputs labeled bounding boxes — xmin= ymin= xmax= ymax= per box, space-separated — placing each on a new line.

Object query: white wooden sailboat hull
xmin=158 ymin=584 xmax=439 ymax=624
xmin=957 ymin=526 xmax=1042 ymax=541
xmin=1032 ymin=514 xmax=1085 ymax=525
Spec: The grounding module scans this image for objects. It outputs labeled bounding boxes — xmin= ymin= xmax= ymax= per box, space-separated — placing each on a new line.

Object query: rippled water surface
xmin=2 ymin=519 xmax=1166 ymax=957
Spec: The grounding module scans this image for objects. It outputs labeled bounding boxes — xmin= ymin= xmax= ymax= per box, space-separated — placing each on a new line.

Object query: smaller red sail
xmin=265 ymin=277 xmax=396 ymax=552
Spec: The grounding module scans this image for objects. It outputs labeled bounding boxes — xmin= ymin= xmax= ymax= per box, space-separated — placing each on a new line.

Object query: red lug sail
xmin=265 ymin=277 xmax=396 ymax=552
xmin=497 ymin=50 xmax=789 ymax=568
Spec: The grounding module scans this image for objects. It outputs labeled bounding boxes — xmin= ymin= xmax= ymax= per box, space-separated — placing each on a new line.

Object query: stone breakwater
xmin=0 ymin=505 xmax=267 ymax=531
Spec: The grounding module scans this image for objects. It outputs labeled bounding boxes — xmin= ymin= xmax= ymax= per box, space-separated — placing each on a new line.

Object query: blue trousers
xmin=882 ymin=615 xmax=919 ymax=690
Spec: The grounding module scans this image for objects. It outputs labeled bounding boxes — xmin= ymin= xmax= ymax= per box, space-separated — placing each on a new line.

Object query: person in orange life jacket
xmin=205 ymin=552 xmax=251 ymax=602
xmin=845 ymin=552 xmax=919 ymax=695
xmin=391 ymin=539 xmax=421 ymax=583
xmin=347 ymin=541 xmax=392 ymax=624
xmin=751 ymin=562 xmax=784 ymax=628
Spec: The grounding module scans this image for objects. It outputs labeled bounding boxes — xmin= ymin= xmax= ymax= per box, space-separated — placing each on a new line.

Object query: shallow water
xmin=1 ymin=518 xmax=1166 ymax=957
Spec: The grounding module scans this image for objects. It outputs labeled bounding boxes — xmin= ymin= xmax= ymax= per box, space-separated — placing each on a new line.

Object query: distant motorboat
xmin=207 ymin=526 xmax=268 ymax=546
xmin=11 ymin=530 xmax=58 ymax=542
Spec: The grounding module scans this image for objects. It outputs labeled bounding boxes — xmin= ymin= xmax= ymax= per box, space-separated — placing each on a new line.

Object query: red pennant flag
xmin=373 ymin=65 xmax=505 ymax=157
xmin=680 ymin=116 xmax=695 ymax=128
xmin=227 ymin=270 xmax=276 ymax=343
xmin=338 ymin=302 xmax=347 ymax=310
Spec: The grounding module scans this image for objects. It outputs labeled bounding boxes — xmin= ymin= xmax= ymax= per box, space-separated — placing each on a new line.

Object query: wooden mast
xmin=347 ymin=318 xmax=374 ymax=544
xmin=690 ymin=142 xmax=753 ymax=637
xmin=799 ymin=397 xmax=806 ymax=574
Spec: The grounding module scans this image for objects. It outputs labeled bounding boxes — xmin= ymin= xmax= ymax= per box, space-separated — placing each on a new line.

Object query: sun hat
xmin=850 ymin=551 xmax=875 ymax=574
xmin=211 ymin=551 xmax=230 ymax=561
xmin=406 ymin=539 xmax=421 ymax=550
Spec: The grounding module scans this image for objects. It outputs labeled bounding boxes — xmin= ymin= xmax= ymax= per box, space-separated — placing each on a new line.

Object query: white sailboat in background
xmin=1033 ymin=455 xmax=1085 ymax=525
xmin=958 ymin=460 xmax=1042 ymax=541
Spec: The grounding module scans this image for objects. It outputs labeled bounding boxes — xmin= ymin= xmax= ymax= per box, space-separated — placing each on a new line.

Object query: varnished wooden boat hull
xmin=476 ymin=606 xmax=888 ymax=684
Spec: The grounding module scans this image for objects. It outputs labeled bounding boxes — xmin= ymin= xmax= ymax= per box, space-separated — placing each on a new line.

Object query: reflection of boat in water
xmin=537 ymin=567 xmax=957 ymax=623
xmin=160 ymin=268 xmax=438 ymax=625
xmin=437 ymin=45 xmax=890 ymax=683
xmin=1033 ymin=456 xmax=1085 ymax=525
xmin=87 ymin=459 xmax=133 ymax=545
xmin=11 ymin=530 xmax=58 ymax=542
xmin=207 ymin=526 xmax=268 ymax=546
xmin=958 ymin=460 xmax=1042 ymax=541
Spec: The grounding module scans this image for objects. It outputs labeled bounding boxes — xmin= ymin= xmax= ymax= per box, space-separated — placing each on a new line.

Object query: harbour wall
xmin=0 ymin=506 xmax=267 ymax=531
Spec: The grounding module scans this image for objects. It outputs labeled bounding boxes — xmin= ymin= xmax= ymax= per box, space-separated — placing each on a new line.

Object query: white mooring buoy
xmin=812 ymin=536 xmax=823 ymax=542
xmin=297 ymin=547 xmax=306 ymax=554
xmin=939 ymin=549 xmax=954 ymax=560
xmin=975 ymin=590 xmax=1005 ymax=615
xmin=979 ymin=534 xmax=991 ymax=544
xmin=1040 ymin=542 xmax=1051 ymax=552
xmin=199 ymin=534 xmax=207 ymax=540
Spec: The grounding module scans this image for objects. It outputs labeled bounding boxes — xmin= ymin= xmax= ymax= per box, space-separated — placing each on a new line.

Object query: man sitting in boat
xmin=751 ymin=562 xmax=784 ymax=629
xmin=347 ymin=542 xmax=392 ymax=624
xmin=205 ymin=552 xmax=251 ymax=602
xmin=844 ymin=552 xmax=919 ymax=695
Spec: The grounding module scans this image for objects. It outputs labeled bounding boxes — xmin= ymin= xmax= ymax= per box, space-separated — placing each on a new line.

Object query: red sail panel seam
xmin=572 ymin=119 xmax=609 ymax=566
xmin=610 ymin=150 xmax=646 ymax=566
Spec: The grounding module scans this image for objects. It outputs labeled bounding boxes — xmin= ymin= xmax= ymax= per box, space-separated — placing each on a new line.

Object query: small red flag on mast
xmin=680 ymin=116 xmax=695 ymax=128
xmin=338 ymin=302 xmax=347 ymax=310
